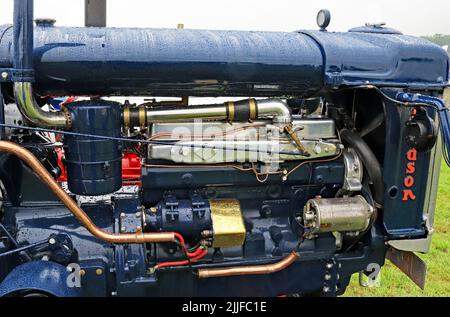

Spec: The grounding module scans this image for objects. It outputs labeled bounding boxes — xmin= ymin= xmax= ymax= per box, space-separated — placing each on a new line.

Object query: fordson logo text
xmin=403 ymin=148 xmax=417 ymax=201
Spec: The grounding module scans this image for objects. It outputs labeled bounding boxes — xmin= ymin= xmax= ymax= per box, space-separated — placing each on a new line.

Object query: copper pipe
xmin=0 ymin=141 xmax=176 ymax=244
xmin=198 ymin=251 xmax=299 ymax=278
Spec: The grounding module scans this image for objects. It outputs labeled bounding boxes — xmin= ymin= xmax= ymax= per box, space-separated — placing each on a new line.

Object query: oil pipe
xmin=0 ymin=141 xmax=177 ymax=244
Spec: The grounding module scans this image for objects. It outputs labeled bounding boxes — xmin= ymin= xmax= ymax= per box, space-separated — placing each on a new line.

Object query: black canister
xmin=64 ymin=100 xmax=122 ymax=195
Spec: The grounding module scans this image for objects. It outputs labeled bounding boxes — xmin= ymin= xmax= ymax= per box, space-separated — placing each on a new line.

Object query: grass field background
xmin=343 ymin=164 xmax=450 ymax=297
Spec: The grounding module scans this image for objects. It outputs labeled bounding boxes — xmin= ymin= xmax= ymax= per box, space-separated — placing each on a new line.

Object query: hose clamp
xmin=123 ymin=104 xmax=130 ymax=128
xmin=249 ymin=98 xmax=257 ymax=122
xmin=227 ymin=102 xmax=235 ymax=123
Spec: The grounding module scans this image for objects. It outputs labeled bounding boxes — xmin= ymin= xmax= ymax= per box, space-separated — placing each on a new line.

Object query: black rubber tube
xmin=340 ymin=129 xmax=384 ymax=205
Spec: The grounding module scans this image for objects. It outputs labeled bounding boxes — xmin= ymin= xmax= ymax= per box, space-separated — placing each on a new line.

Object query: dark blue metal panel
xmin=0 ymin=260 xmax=81 ymax=296
xmin=12 ymin=0 xmax=34 ymax=82
xmin=300 ymin=30 xmax=449 ymax=89
xmin=381 ymin=100 xmax=430 ymax=238
xmin=0 ymin=25 xmax=324 ymax=97
xmin=1 ymin=25 xmax=447 ymax=97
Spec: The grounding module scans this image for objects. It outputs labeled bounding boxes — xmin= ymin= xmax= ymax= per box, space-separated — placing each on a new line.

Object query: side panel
xmin=382 ymin=99 xmax=438 ymax=240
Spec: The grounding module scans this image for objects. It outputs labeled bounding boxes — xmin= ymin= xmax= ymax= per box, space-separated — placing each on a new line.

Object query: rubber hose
xmin=340 ymin=129 xmax=384 ymax=205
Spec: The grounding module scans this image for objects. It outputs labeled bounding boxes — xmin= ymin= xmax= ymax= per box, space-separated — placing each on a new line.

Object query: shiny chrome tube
xmin=256 ymin=99 xmax=291 ymax=123
xmin=0 ymin=141 xmax=177 ymax=244
xmin=14 ymin=82 xmax=70 ymax=128
xmin=124 ymin=98 xmax=291 ymax=127
xmin=147 ymin=105 xmax=228 ymax=122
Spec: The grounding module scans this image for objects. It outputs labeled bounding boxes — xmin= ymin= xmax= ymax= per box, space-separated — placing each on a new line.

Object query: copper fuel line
xmin=197 ymin=251 xmax=300 ymax=278
xmin=0 ymin=140 xmax=302 ymax=276
xmin=0 ymin=141 xmax=180 ymax=245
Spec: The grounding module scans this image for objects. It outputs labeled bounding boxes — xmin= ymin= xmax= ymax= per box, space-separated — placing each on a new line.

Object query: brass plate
xmin=209 ymin=199 xmax=246 ymax=248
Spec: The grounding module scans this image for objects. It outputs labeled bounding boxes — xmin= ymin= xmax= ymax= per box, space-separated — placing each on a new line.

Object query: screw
xmin=282 ymin=176 xmax=287 ymax=182
xmin=80 ymin=269 xmax=86 ymax=276
xmin=136 ymin=211 xmax=141 ymax=218
xmin=200 ymin=239 xmax=213 ymax=247
xmin=314 ymin=145 xmax=322 ymax=154
xmin=120 ymin=212 xmax=126 ymax=218
xmin=48 ymin=238 xmax=56 ymax=245
xmin=323 ymin=285 xmax=330 ymax=293
xmin=201 ymin=230 xmax=213 ymax=238
xmin=41 ymin=255 xmax=50 ymax=261
xmin=150 ymin=207 xmax=157 ymax=214
xmin=324 ymin=274 xmax=332 ymax=280
xmin=1 ymin=72 xmax=8 ymax=79
xmin=326 ymin=263 xmax=333 ymax=269
xmin=96 ymin=268 xmax=103 ymax=276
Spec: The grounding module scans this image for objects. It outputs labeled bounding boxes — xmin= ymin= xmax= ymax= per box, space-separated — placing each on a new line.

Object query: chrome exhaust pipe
xmin=123 ymin=98 xmax=291 ymax=127
xmin=14 ymin=82 xmax=71 ymax=128
xmin=12 ymin=0 xmax=70 ymax=129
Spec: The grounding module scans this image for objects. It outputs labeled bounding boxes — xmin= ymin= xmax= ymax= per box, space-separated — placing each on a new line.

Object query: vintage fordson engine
xmin=0 ymin=1 xmax=449 ymax=297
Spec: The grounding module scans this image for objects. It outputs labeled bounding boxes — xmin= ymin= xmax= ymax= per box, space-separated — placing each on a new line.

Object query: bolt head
xmin=314 ymin=145 xmax=322 ymax=154
xmin=1 ymin=72 xmax=8 ymax=79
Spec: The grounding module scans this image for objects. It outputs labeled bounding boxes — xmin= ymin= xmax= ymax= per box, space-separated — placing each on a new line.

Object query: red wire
xmin=156 ymin=249 xmax=208 ymax=269
xmin=187 ymin=247 xmax=204 ymax=258
xmin=174 ymin=233 xmax=204 ymax=258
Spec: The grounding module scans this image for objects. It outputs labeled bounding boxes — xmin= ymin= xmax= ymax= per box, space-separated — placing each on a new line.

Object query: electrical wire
xmin=155 ymin=249 xmax=208 ymax=270
xmin=334 ymin=85 xmax=450 ymax=167
xmin=0 ymin=122 xmax=310 ymax=158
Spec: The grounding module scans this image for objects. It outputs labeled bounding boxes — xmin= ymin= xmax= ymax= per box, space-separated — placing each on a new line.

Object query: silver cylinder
xmin=143 ymin=99 xmax=291 ymax=124
xmin=147 ymin=105 xmax=228 ymax=122
xmin=256 ymin=99 xmax=291 ymax=123
xmin=303 ymin=195 xmax=373 ymax=233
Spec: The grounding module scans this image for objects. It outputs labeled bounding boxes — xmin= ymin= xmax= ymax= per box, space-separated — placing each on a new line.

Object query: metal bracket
xmin=0 ymin=69 xmax=12 ymax=82
xmin=386 ymin=246 xmax=427 ymax=290
xmin=85 ymin=0 xmax=107 ymax=27
xmin=0 ymin=68 xmax=34 ymax=82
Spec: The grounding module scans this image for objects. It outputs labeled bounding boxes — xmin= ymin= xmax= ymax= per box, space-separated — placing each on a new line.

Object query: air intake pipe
xmin=123 ymin=98 xmax=292 ymax=128
xmin=12 ymin=0 xmax=70 ymax=129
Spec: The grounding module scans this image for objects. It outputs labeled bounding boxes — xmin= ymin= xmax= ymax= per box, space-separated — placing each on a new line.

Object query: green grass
xmin=343 ymin=163 xmax=450 ymax=297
